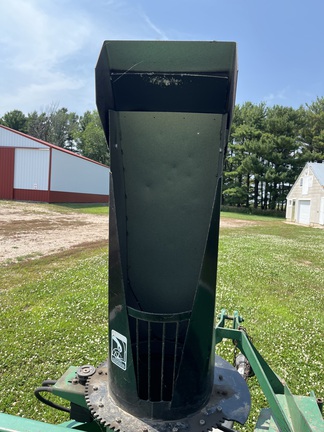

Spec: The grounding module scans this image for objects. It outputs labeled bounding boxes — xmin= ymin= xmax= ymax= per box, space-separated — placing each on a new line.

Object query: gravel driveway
xmin=0 ymin=201 xmax=108 ymax=264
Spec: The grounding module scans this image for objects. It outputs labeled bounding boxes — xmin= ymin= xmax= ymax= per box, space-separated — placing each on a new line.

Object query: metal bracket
xmin=215 ymin=310 xmax=324 ymax=432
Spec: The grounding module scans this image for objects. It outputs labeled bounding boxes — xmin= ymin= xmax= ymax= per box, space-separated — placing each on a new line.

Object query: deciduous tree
xmin=0 ymin=110 xmax=27 ymax=132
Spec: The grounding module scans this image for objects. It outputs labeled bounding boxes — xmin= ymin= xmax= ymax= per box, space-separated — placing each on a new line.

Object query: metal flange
xmin=85 ymin=356 xmax=250 ymax=431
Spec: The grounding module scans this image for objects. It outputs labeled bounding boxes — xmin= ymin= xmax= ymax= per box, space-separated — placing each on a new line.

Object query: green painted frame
xmin=215 ymin=310 xmax=324 ymax=432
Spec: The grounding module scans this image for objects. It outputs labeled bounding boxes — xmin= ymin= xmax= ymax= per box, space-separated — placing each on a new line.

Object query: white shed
xmin=0 ymin=125 xmax=109 ymax=203
xmin=286 ymin=162 xmax=324 ymax=226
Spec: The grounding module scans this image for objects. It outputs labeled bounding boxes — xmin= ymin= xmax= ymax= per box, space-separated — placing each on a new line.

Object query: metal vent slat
xmin=128 ymin=308 xmax=190 ymax=402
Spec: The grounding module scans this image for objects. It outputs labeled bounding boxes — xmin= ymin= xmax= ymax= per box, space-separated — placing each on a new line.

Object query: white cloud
xmin=141 ymin=13 xmax=169 ymax=40
xmin=0 ymin=0 xmax=95 ymax=114
xmin=0 ymin=0 xmax=170 ymax=116
xmin=1 ymin=1 xmax=91 ymax=69
xmin=263 ymin=87 xmax=289 ymax=105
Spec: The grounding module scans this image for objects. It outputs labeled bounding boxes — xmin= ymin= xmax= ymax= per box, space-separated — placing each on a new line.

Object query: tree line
xmin=225 ymin=98 xmax=324 ymax=212
xmin=1 ymin=98 xmax=324 ymax=212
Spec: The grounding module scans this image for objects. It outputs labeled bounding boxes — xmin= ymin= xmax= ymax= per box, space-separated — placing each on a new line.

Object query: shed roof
xmin=308 ymin=162 xmax=324 ymax=186
xmin=0 ymin=124 xmax=109 ymax=169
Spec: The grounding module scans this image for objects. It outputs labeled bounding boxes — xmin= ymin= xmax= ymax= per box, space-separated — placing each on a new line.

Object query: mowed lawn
xmin=0 ymin=207 xmax=323 ymax=430
xmin=216 ymin=213 xmax=324 ymax=430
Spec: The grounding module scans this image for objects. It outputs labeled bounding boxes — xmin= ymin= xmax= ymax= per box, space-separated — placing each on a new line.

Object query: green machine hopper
xmin=0 ymin=41 xmax=322 ymax=432
xmin=94 ymin=40 xmax=244 ymax=428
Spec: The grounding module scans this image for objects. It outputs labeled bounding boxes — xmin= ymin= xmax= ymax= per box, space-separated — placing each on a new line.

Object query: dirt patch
xmin=0 ymin=201 xmax=108 ymax=264
xmin=220 ymin=217 xmax=258 ymax=228
xmin=0 ymin=202 xmax=256 ymax=265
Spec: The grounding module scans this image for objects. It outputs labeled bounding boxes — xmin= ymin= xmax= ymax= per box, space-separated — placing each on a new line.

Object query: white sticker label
xmin=111 ymin=330 xmax=127 ymax=370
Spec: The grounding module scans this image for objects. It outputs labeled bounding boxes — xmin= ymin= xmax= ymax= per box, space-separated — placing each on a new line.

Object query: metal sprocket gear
xmin=85 ymin=356 xmax=250 ymax=432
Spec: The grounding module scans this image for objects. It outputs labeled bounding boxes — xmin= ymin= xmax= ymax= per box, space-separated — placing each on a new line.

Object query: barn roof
xmin=308 ymin=162 xmax=324 ymax=186
xmin=0 ymin=124 xmax=109 ymax=169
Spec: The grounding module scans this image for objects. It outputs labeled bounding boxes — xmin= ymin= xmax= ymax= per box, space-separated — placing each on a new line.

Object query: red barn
xmin=0 ymin=125 xmax=109 ymax=203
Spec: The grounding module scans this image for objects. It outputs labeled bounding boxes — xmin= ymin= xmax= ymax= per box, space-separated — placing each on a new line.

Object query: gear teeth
xmin=83 ymin=358 xmax=242 ymax=432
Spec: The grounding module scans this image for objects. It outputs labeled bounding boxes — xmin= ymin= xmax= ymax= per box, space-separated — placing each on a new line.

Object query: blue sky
xmin=0 ymin=0 xmax=323 ymax=117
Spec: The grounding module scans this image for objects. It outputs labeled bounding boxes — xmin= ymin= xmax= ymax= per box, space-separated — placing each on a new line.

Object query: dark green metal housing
xmin=96 ymin=40 xmax=238 ymax=421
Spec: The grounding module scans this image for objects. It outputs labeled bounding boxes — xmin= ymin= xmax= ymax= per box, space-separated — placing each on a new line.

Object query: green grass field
xmin=0 ymin=208 xmax=323 ymax=430
xmin=217 ymin=214 xmax=324 ymax=430
xmin=46 ymin=202 xmax=109 ymax=215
